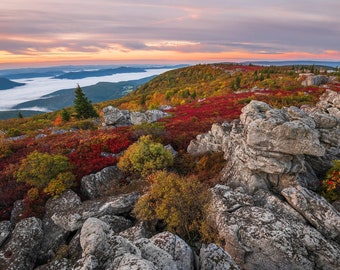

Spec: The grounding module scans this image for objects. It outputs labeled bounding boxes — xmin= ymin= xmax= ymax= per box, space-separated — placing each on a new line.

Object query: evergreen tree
xmin=61 ymin=109 xmax=71 ymax=122
xmin=18 ymin=112 xmax=23 ymax=118
xmin=74 ymin=85 xmax=98 ymax=119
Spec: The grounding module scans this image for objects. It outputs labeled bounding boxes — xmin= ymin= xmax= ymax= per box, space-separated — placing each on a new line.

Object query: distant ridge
xmin=54 ymin=67 xmax=147 ymax=80
xmin=0 ymin=78 xmax=25 ymax=90
xmin=241 ymin=60 xmax=340 ymax=68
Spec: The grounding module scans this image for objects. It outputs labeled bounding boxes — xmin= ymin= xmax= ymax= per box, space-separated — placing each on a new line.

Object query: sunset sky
xmin=1 ymin=0 xmax=340 ymax=68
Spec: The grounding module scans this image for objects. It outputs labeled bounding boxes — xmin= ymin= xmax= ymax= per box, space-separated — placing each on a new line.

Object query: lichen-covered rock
xmin=241 ymin=101 xmax=323 ymax=156
xmin=188 ymin=91 xmax=340 ymax=193
xmin=187 ymin=122 xmax=231 ymax=155
xmin=130 ymin=111 xmax=148 ymax=125
xmin=114 ymin=253 xmax=157 ymax=270
xmin=134 ymin=238 xmax=178 ymax=270
xmin=37 ymin=218 xmax=69 ymax=264
xmin=99 ymin=215 xmax=132 ymax=234
xmin=200 ymin=243 xmax=240 ymax=270
xmin=119 ymin=221 xmax=155 ymax=242
xmin=103 ymin=107 xmax=169 ymax=127
xmin=102 ymin=106 xmax=131 ymax=126
xmin=51 ymin=192 xmax=139 ymax=231
xmin=0 ymin=217 xmax=43 ymax=270
xmin=80 ymin=218 xmax=111 ymax=259
xmin=150 ymin=231 xmax=194 ymax=270
xmin=34 ymin=258 xmax=72 ymax=270
xmin=81 ymin=166 xmax=124 ymax=199
xmin=10 ymin=199 xmax=24 ymax=224
xmin=0 ymin=220 xmax=11 ymax=247
xmin=208 ymin=185 xmax=340 ymax=270
xmin=281 ymin=185 xmax=340 ymax=240
xmin=301 ymin=75 xmax=330 ymax=86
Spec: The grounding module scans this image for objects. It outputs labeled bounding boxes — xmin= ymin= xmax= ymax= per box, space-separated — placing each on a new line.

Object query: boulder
xmin=188 ymin=91 xmax=340 ymax=193
xmin=81 ymin=166 xmax=124 ymax=199
xmin=103 ymin=106 xmax=169 ymax=127
xmin=10 ymin=199 xmax=25 ymax=224
xmin=102 ymin=106 xmax=131 ymax=126
xmin=0 ymin=217 xmax=43 ymax=270
xmin=150 ymin=231 xmax=194 ymax=270
xmin=37 ymin=218 xmax=70 ymax=264
xmin=119 ymin=221 xmax=155 ymax=242
xmin=208 ymin=184 xmax=340 ymax=270
xmin=134 ymin=238 xmax=177 ymax=270
xmin=301 ymin=75 xmax=329 ymax=86
xmin=145 ymin=109 xmax=169 ymax=122
xmin=34 ymin=258 xmax=72 ymax=270
xmin=281 ymin=185 xmax=340 ymax=240
xmin=0 ymin=221 xmax=11 ymax=247
xmin=241 ymin=101 xmax=323 ymax=156
xmin=51 ymin=192 xmax=139 ymax=231
xmin=164 ymin=144 xmax=178 ymax=157
xmin=130 ymin=111 xmax=148 ymax=125
xmin=200 ymin=243 xmax=240 ymax=270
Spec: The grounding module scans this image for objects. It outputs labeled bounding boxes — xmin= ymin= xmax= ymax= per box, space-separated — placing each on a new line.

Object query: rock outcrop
xmin=102 ymin=106 xmax=169 ymax=127
xmin=50 ymin=191 xmax=138 ymax=231
xmin=81 ymin=166 xmax=124 ymax=199
xmin=0 ymin=217 xmax=43 ymax=270
xmin=301 ymin=75 xmax=330 ymax=86
xmin=188 ymin=90 xmax=340 ymax=269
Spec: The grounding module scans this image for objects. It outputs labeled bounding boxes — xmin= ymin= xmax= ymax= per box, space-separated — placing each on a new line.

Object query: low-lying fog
xmin=0 ymin=68 xmax=171 ymax=111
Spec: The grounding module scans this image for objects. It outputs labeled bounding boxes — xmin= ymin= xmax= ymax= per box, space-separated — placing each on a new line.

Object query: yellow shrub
xmin=118 ymin=135 xmax=173 ymax=177
xmin=133 ymin=170 xmax=210 ymax=241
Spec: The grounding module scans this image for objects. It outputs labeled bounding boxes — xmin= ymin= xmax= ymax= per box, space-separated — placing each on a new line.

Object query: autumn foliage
xmin=321 ymin=160 xmax=340 ymax=202
xmin=133 ymin=170 xmax=210 ymax=241
xmin=118 ymin=135 xmax=173 ymax=177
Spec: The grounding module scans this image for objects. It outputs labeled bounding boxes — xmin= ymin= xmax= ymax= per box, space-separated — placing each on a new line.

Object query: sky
xmin=1 ymin=0 xmax=340 ymax=68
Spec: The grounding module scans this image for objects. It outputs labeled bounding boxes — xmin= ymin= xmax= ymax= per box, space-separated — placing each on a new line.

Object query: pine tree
xmin=61 ymin=109 xmax=71 ymax=122
xmin=74 ymin=85 xmax=98 ymax=119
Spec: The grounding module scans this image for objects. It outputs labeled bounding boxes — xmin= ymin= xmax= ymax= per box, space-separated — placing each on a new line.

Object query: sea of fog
xmin=0 ymin=68 xmax=171 ymax=111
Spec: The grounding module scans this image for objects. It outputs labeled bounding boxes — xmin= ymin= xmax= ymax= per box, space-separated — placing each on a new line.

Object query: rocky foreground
xmin=0 ymin=90 xmax=339 ymax=270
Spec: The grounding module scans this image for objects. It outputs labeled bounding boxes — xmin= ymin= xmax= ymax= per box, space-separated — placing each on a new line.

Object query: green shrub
xmin=117 ymin=135 xmax=173 ymax=177
xmin=133 ymin=171 xmax=210 ymax=241
xmin=16 ymin=151 xmax=75 ymax=197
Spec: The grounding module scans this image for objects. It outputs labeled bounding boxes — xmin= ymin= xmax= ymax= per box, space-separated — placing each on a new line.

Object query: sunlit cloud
xmin=0 ymin=0 xmax=339 ymax=68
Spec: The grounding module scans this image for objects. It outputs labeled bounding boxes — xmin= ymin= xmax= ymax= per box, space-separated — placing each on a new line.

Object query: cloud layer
xmin=1 ymin=0 xmax=340 ymax=67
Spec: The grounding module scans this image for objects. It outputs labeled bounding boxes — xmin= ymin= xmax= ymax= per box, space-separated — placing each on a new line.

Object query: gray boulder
xmin=103 ymin=106 xmax=169 ymax=127
xmin=301 ymin=75 xmax=330 ymax=86
xmin=34 ymin=258 xmax=72 ymax=270
xmin=51 ymin=192 xmax=139 ymax=231
xmin=0 ymin=220 xmax=11 ymax=247
xmin=188 ymin=91 xmax=340 ymax=193
xmin=0 ymin=217 xmax=43 ymax=270
xmin=150 ymin=231 xmax=194 ymax=270
xmin=10 ymin=199 xmax=25 ymax=224
xmin=134 ymin=238 xmax=178 ymax=270
xmin=119 ymin=221 xmax=155 ymax=242
xmin=241 ymin=101 xmax=324 ymax=156
xmin=130 ymin=111 xmax=148 ymax=125
xmin=208 ymin=185 xmax=340 ymax=270
xmin=282 ymin=185 xmax=340 ymax=240
xmin=81 ymin=166 xmax=124 ymax=199
xmin=200 ymin=243 xmax=240 ymax=270
xmin=102 ymin=106 xmax=131 ymax=126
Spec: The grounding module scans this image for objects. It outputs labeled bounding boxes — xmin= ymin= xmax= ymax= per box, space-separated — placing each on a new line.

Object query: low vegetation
xmin=118 ymin=135 xmax=174 ymax=177
xmin=0 ymin=63 xmax=339 ymax=239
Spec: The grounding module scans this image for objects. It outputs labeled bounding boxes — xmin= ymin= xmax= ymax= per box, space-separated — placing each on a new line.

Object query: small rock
xmin=200 ymin=243 xmax=240 ymax=270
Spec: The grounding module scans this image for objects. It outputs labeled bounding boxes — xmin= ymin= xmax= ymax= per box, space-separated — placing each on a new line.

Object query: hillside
xmin=0 ymin=63 xmax=339 ymax=269
xmin=11 ymin=76 xmax=156 ymax=112
xmin=0 ymin=78 xmax=25 ymax=90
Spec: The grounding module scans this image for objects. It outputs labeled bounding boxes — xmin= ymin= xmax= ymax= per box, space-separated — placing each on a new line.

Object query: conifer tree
xmin=74 ymin=85 xmax=98 ymax=119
